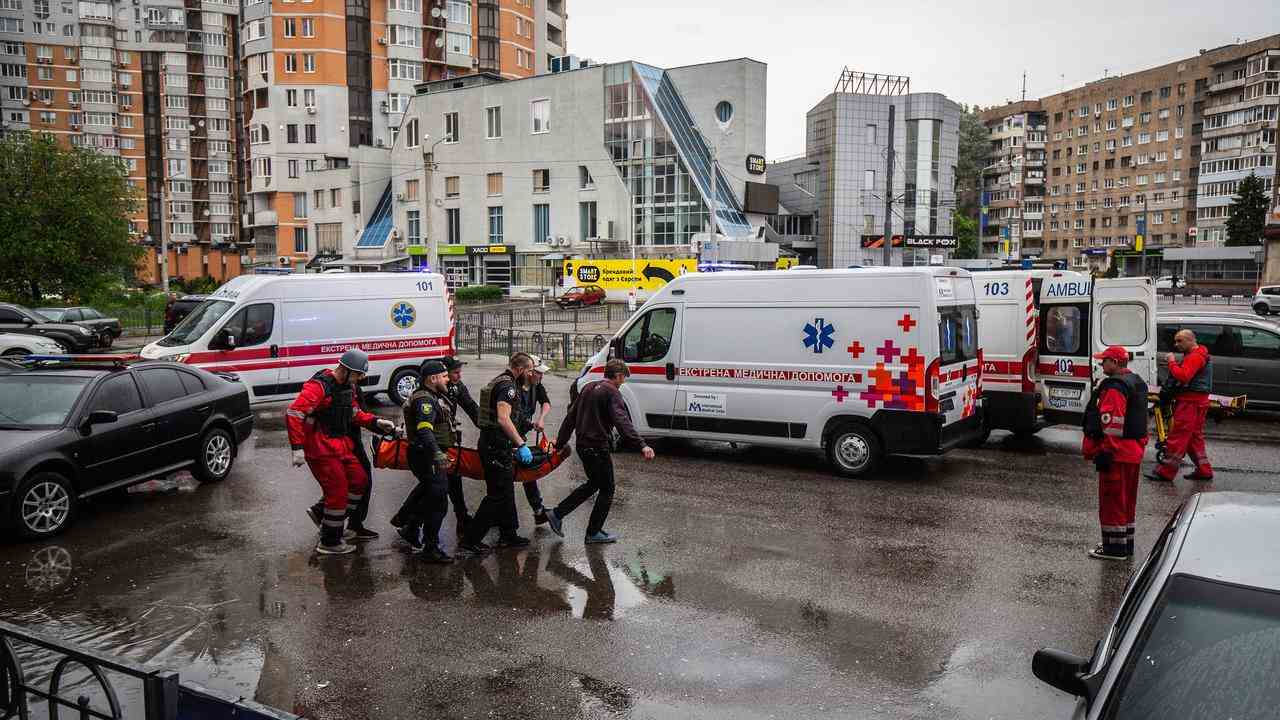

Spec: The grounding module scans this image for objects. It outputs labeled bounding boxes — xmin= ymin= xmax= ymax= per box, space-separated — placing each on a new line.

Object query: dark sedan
xmin=0 ymin=304 xmax=98 ymax=353
xmin=37 ymin=307 xmax=123 ymax=348
xmin=0 ymin=357 xmax=254 ymax=539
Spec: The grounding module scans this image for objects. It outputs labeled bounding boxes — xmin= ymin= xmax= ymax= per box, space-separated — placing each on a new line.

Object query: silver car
xmin=1157 ymin=313 xmax=1280 ymax=409
xmin=1254 ymin=285 xmax=1280 ymax=316
xmin=1033 ymin=491 xmax=1280 ymax=718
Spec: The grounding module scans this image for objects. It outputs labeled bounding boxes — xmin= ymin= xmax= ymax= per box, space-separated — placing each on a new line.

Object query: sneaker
xmin=1184 ymin=472 xmax=1214 ymax=481
xmin=419 ymin=547 xmax=454 ymax=564
xmin=495 ymin=535 xmax=531 ymax=549
xmin=315 ymin=541 xmax=357 ymax=555
xmin=389 ymin=513 xmax=406 ymax=529
xmin=306 ymin=505 xmax=322 ymax=528
xmin=545 ymin=508 xmax=564 ymax=538
xmin=1088 ymin=544 xmax=1131 ymax=561
xmin=347 ymin=525 xmax=380 ymax=541
xmin=458 ymin=541 xmax=493 ymax=556
xmin=534 ymin=508 xmax=549 ymax=526
xmin=584 ymin=531 xmax=618 ymax=545
xmin=398 ymin=525 xmax=425 ymax=550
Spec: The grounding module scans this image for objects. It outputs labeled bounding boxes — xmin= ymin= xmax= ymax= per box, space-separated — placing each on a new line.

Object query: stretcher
xmin=372 ymin=432 xmax=571 ymax=484
xmin=1148 ymin=388 xmax=1246 ymax=465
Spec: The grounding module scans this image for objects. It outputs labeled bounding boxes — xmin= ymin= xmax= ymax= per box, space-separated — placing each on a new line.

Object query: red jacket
xmin=286 ymin=370 xmax=377 ymax=458
xmin=1082 ymin=376 xmax=1147 ymax=464
xmin=1167 ymin=344 xmax=1210 ymax=402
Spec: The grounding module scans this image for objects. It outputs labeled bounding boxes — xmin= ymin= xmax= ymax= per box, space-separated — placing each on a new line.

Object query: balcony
xmin=1208 ymin=76 xmax=1247 ymax=94
xmin=242 ymin=209 xmax=277 ymax=226
xmin=1023 ymin=211 xmax=1044 ymax=220
xmin=1023 ymin=228 xmax=1043 ymax=239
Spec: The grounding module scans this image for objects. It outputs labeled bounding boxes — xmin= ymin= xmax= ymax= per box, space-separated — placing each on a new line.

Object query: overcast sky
xmin=568 ymin=0 xmax=1279 ymax=159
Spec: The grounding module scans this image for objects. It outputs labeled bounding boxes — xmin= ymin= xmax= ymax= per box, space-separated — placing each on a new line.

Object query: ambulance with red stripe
xmin=140 ymin=273 xmax=454 ymax=405
xmin=574 ymin=267 xmax=985 ymax=477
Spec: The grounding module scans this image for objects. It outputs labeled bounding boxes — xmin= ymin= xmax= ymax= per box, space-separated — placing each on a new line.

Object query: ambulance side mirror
xmin=212 ymin=329 xmax=237 ymax=350
xmin=608 ymin=336 xmax=621 ymax=360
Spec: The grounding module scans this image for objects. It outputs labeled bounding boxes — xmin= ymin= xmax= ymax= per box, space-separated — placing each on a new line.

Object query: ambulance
xmin=141 ymin=273 xmax=454 ymax=405
xmin=574 ymin=267 xmax=985 ymax=477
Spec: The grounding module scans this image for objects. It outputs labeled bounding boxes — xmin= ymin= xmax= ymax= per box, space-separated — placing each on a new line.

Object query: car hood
xmin=27 ymin=322 xmax=89 ymax=334
xmin=0 ymin=428 xmax=60 ymax=458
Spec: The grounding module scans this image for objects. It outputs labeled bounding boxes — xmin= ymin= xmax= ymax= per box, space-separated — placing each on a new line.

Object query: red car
xmin=556 ymin=285 xmax=606 ymax=308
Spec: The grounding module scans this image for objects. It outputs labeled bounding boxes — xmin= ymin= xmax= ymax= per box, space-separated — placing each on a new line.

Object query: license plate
xmin=1049 ymin=386 xmax=1082 ymax=401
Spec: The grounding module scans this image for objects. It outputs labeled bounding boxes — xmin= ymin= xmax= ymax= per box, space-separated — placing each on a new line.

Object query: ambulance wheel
xmin=387 ymin=367 xmax=420 ymax=406
xmin=826 ymin=423 xmax=881 ymax=478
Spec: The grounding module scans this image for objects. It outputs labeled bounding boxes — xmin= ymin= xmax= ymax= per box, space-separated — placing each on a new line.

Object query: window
xmin=330 ymin=188 xmax=341 ymax=207
xmin=88 ymin=374 xmax=143 ymax=416
xmin=532 ymin=168 xmax=549 ymax=193
xmin=444 ymin=111 xmax=459 ymax=142
xmin=446 ymin=208 xmax=461 ymax=244
xmin=864 ymin=169 xmax=876 ymax=190
xmin=446 ymin=31 xmax=470 ymax=55
xmin=1100 ymin=304 xmax=1148 ymax=346
xmin=286 ymin=124 xmax=298 ymax=143
xmin=388 ymin=25 xmax=421 ymax=47
xmin=486 ymin=172 xmax=502 ymax=196
xmin=293 ymin=192 xmax=307 ymax=218
xmin=221 ymin=303 xmax=275 ymax=348
xmin=293 ymin=227 xmax=308 ymax=253
xmin=407 ymin=210 xmax=420 ymax=245
xmin=284 ymin=53 xmax=296 ymax=73
xmin=580 ymin=201 xmax=597 ymax=239
xmin=404 ymin=117 xmax=419 ymax=147
xmin=486 ymin=106 xmax=501 ymax=139
xmin=305 ymin=124 xmax=316 ymax=143
xmin=304 ymin=88 xmax=315 ymax=107
xmin=287 ymin=89 xmax=298 ymax=107
xmin=1042 ymin=306 xmax=1085 ymax=355
xmin=531 ymin=99 xmax=550 ymax=134
xmin=532 ymin=203 xmax=550 ymax=244
xmin=1237 ymin=327 xmax=1280 ymax=360
xmin=445 ymin=176 xmax=459 ymax=198
xmin=303 ymin=53 xmax=315 ymax=73
xmin=246 ymin=18 xmax=267 ymax=40
xmin=621 ymin=308 xmax=676 ymax=363
xmin=388 ymin=0 xmax=419 ymax=9
xmin=138 ymin=368 xmax=188 ymax=405
xmin=938 ymin=306 xmax=978 ymax=364
xmin=301 ymin=17 xmax=314 ymax=37
xmin=447 ymin=0 xmax=469 ymax=23
xmin=388 ymin=58 xmax=421 ymax=81
xmin=282 ymin=17 xmax=295 ymax=36
xmin=487 ymin=206 xmax=503 ymax=243
xmin=405 ymin=179 xmax=419 ymax=201
xmin=579 ymin=165 xmax=594 ymax=189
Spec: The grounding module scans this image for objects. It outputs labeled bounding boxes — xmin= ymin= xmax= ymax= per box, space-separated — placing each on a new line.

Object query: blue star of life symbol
xmin=391 ymin=302 xmax=416 ymax=329
xmin=802 ymin=317 xmax=835 ymax=354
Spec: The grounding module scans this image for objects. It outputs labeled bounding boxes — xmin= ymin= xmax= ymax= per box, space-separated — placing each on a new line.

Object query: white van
xmin=141 ymin=273 xmax=453 ymax=405
xmin=574 ymin=267 xmax=985 ymax=477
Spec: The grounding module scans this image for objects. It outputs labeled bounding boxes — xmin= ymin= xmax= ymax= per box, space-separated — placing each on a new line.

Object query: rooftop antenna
xmin=1021 ymin=70 xmax=1026 ymax=102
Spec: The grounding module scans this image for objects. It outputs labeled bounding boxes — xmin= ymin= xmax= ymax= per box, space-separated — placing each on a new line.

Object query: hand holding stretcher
xmin=371 ymin=430 xmax=572 ymax=484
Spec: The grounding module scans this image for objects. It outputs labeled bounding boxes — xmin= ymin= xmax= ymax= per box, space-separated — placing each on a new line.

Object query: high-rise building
xmin=978 ymin=101 xmax=1046 ymax=260
xmin=239 ymin=0 xmax=568 ymax=273
xmin=0 ymin=0 xmax=248 ymax=284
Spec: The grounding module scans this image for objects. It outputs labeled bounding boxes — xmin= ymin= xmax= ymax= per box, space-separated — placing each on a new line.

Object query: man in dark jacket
xmin=545 ymin=359 xmax=655 ymax=544
xmin=391 ymin=360 xmax=454 ymax=563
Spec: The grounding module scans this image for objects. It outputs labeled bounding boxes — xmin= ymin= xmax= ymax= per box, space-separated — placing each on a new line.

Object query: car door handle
xmin=1232 ymin=366 xmax=1247 ymax=374
xmin=270 ymin=344 xmax=279 ymax=358
xmin=665 ymin=362 xmax=676 ymax=381
xmin=141 ymin=422 xmax=157 ymax=432
xmin=195 ymin=405 xmax=211 ymax=413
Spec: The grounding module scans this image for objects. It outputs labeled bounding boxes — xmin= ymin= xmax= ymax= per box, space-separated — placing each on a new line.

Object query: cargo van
xmin=141 ymin=273 xmax=453 ymax=405
xmin=574 ymin=267 xmax=985 ymax=477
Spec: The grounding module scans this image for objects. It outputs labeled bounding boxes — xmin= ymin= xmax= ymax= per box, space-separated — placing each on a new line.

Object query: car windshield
xmin=0 ymin=375 xmax=91 ymax=428
xmin=36 ymin=308 xmax=66 ymax=321
xmin=10 ymin=305 xmax=51 ymax=323
xmin=158 ymin=299 xmax=234 ymax=347
xmin=1104 ymin=574 xmax=1280 ymax=719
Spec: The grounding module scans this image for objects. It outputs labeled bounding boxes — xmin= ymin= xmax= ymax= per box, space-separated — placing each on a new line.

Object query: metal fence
xmin=455 ymin=303 xmax=625 ymax=331
xmin=1157 ymin=291 xmax=1255 ymax=306
xmin=98 ymin=307 xmax=164 ymax=336
xmin=455 ymin=323 xmax=610 ymax=368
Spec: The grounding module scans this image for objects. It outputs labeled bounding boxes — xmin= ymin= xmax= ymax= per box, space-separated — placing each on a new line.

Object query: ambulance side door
xmin=610 ymin=303 xmax=682 ymax=434
xmin=1037 ymin=277 xmax=1094 ymax=421
xmin=1091 ymin=278 xmax=1157 ymax=389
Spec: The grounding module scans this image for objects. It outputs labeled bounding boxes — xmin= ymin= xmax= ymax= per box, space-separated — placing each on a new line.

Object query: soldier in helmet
xmin=391 ymin=360 xmax=455 ymax=563
xmin=287 ymin=349 xmax=395 ymax=555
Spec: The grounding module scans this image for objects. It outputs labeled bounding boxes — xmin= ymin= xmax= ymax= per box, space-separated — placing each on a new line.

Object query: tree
xmin=954 ymin=105 xmax=991 ymax=217
xmin=1224 ymin=173 xmax=1269 ymax=247
xmin=952 ymin=211 xmax=979 ymax=259
xmin=0 ymin=132 xmax=141 ymax=304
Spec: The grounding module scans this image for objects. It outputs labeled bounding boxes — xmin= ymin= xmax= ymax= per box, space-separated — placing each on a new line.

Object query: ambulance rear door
xmin=1037 ymin=276 xmax=1093 ymax=424
xmin=1090 ymin=277 xmax=1157 ymax=389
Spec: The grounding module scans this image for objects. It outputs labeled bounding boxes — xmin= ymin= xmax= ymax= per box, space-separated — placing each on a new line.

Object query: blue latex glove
xmin=516 ymin=445 xmax=534 ymax=466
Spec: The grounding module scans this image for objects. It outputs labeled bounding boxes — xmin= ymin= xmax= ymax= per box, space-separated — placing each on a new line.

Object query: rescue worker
xmin=1147 ymin=329 xmax=1214 ymax=482
xmin=307 ymin=382 xmax=379 ymax=541
xmin=1082 ymin=346 xmax=1148 ymax=561
xmin=519 ymin=355 xmax=554 ymax=525
xmin=288 ymin=349 xmax=396 ymax=555
xmin=545 ymin=359 xmax=656 ymax=545
xmin=391 ymin=360 xmax=454 ymax=563
xmin=443 ymin=356 xmax=480 ymax=536
xmin=458 ymin=353 xmax=535 ymax=554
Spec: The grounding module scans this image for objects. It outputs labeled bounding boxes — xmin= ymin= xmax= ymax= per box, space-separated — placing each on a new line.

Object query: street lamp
xmin=422 ymin=134 xmax=446 ymax=275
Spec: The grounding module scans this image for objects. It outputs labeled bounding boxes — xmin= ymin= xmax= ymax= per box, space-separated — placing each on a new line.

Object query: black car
xmin=37 ymin=307 xmax=124 ymax=348
xmin=165 ymin=295 xmax=209 ymax=334
xmin=0 ymin=304 xmax=98 ymax=353
xmin=0 ymin=357 xmax=254 ymax=539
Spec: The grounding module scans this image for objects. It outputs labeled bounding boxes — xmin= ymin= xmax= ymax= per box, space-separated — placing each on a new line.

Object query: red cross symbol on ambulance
xmin=897 ymin=314 xmax=917 ymax=333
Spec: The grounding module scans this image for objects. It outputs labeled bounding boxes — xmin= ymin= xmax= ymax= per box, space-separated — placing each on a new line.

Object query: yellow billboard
xmin=563 ymin=258 xmax=698 ymax=291
xmin=775 ymin=257 xmax=799 ymax=270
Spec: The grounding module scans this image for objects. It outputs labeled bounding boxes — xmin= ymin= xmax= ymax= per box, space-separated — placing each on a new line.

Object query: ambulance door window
xmin=1100 ymin=303 xmax=1148 ymax=347
xmin=1040 ymin=305 xmax=1087 ymax=355
xmin=220 ymin=303 xmax=276 ymax=348
xmin=938 ymin=305 xmax=978 ymax=364
xmin=621 ymin=308 xmax=676 ymax=363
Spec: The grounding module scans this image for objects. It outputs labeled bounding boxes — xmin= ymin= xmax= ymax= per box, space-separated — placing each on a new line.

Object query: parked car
xmin=1154 ymin=275 xmax=1186 ymax=290
xmin=0 ymin=356 xmax=254 ymax=538
xmin=0 ymin=333 xmax=64 ymax=358
xmin=1032 ymin=491 xmax=1280 ymax=718
xmin=556 ymin=285 xmax=606 ymax=309
xmin=1253 ymin=284 xmax=1280 ymax=316
xmin=1157 ymin=313 xmax=1280 ymax=409
xmin=165 ymin=294 xmax=208 ymax=334
xmin=37 ymin=307 xmax=123 ymax=348
xmin=0 ymin=304 xmax=98 ymax=353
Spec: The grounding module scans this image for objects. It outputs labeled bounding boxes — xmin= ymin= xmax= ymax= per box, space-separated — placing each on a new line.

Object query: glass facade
xmin=904 ymin=119 xmax=942 ymax=235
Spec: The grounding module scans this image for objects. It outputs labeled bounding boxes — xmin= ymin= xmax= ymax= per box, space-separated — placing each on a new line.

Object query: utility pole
xmin=883 ymin=103 xmax=896 ymax=266
xmin=1138 ymin=193 xmax=1148 ymax=278
xmin=423 ymin=137 xmax=444 ymax=274
xmin=161 ymin=181 xmax=171 ymax=291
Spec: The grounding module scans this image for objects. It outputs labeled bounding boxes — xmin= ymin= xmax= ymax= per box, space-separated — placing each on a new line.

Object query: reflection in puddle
xmin=25 ymin=545 xmax=73 ymax=593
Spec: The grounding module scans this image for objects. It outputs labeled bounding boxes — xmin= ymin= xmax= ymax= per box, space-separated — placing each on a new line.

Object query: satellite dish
xmin=430 ymin=6 xmax=441 ymax=17
xmin=188 ymin=124 xmax=196 ymax=131
xmin=434 ymin=37 xmax=445 ymax=48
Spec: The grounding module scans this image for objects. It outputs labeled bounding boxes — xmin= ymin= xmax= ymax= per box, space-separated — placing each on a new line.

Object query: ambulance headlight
xmin=160 ymin=353 xmax=191 ymax=363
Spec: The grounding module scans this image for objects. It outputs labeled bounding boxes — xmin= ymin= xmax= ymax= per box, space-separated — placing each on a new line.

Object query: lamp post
xmin=422 ymin=135 xmax=445 ymax=274
xmin=690 ymin=124 xmax=731 ymax=266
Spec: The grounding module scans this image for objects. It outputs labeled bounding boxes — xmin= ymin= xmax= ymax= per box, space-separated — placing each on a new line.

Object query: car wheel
xmin=2 ymin=347 xmax=30 ymax=357
xmin=193 ymin=428 xmax=235 ymax=483
xmin=826 ymin=422 xmax=881 ymax=478
xmin=1255 ymin=303 xmax=1271 ymax=317
xmin=99 ymin=334 xmax=113 ymax=349
xmin=387 ymin=367 xmax=420 ymax=406
xmin=13 ymin=472 xmax=76 ymax=539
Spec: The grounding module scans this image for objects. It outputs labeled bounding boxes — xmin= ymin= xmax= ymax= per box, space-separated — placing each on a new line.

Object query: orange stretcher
xmin=373 ymin=433 xmax=571 ymax=484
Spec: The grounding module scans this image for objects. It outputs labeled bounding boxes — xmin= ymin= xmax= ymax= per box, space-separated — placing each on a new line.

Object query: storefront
xmin=436 ymin=244 xmax=515 ymax=291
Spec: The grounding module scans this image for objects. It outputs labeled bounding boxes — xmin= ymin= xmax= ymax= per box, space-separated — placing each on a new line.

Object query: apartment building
xmin=978 ymin=101 xmax=1046 ymax=259
xmin=342 ymin=58 xmax=774 ymax=291
xmin=0 ymin=0 xmax=248 ymax=284
xmin=979 ymin=34 xmax=1280 ymax=270
xmin=240 ymin=0 xmax=568 ymax=273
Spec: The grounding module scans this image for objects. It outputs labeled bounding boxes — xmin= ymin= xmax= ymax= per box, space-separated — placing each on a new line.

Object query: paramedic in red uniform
xmin=1082 ymin=346 xmax=1148 ymax=561
xmin=1148 ymin=328 xmax=1214 ymax=482
xmin=288 ymin=348 xmax=395 ymax=554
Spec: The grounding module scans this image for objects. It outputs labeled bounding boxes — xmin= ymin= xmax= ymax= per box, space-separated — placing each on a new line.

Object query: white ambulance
xmin=574 ymin=267 xmax=985 ymax=477
xmin=141 ymin=273 xmax=454 ymax=404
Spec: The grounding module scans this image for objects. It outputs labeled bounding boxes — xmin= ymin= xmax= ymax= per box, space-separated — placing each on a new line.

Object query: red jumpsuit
xmin=1156 ymin=345 xmax=1213 ymax=481
xmin=1082 ymin=373 xmax=1147 ymax=557
xmin=286 ymin=370 xmax=378 ymax=538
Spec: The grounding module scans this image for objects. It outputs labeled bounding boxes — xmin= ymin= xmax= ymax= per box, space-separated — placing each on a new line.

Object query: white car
xmin=1155 ymin=276 xmax=1186 ymax=290
xmin=0 ymin=332 xmax=64 ymax=358
xmin=1253 ymin=285 xmax=1279 ymax=316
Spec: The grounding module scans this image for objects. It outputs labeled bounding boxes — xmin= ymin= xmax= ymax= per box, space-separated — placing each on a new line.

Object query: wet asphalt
xmin=3 ymin=357 xmax=1280 ymax=719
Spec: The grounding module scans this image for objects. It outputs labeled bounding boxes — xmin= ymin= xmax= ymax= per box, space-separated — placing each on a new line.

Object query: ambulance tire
xmin=387 ymin=367 xmax=421 ymax=407
xmin=826 ymin=422 xmax=881 ymax=478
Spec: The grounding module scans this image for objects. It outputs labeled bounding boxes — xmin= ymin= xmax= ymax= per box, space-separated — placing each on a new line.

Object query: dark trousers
xmin=448 ymin=468 xmax=468 ymax=520
xmin=523 ymin=480 xmax=544 ymax=511
xmin=396 ymin=451 xmax=449 ymax=550
xmin=554 ymin=447 xmax=615 ymax=536
xmin=464 ymin=457 xmax=518 ymax=544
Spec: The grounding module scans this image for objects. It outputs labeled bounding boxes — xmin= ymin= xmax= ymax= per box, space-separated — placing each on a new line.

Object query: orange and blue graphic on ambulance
xmin=858 ymin=339 xmax=926 ymax=411
xmin=961 ymin=384 xmax=977 ymax=418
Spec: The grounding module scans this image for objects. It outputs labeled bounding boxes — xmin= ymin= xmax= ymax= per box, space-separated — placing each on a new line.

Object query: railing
xmin=455 ymin=304 xmax=627 ymax=332
xmin=456 ymin=324 xmax=611 ymax=368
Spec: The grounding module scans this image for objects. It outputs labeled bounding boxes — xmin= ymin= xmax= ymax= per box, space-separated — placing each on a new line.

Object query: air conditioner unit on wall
xmin=306 ymin=106 xmax=317 ymax=115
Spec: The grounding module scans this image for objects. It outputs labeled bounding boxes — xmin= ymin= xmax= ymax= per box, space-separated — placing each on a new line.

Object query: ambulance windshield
xmin=939 ymin=305 xmax=978 ymax=365
xmin=158 ymin=299 xmax=235 ymax=347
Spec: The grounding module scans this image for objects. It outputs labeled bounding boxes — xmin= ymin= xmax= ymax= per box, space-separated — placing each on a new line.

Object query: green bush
xmin=454 ymin=285 xmax=505 ymax=303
